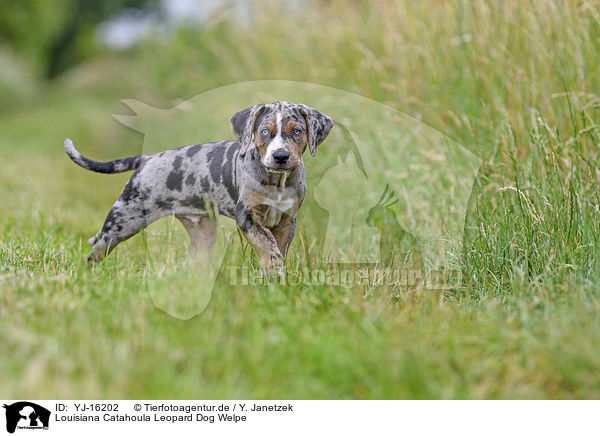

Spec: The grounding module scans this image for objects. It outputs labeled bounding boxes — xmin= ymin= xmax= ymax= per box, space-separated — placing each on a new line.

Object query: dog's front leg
xmin=235 ymin=206 xmax=284 ymax=276
xmin=271 ymin=214 xmax=296 ymax=258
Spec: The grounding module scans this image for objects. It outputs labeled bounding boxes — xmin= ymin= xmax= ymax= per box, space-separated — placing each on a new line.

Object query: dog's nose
xmin=273 ymin=150 xmax=290 ymax=164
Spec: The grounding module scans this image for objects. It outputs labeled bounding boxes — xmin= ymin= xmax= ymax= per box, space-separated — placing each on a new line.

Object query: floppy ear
xmin=299 ymin=104 xmax=334 ymax=156
xmin=230 ymin=104 xmax=266 ymax=156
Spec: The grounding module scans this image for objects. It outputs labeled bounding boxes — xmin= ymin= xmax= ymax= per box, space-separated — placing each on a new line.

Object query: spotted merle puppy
xmin=65 ymin=101 xmax=333 ymax=274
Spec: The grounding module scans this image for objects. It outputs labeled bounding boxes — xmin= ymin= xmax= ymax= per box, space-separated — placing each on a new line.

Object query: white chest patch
xmin=263 ymin=199 xmax=294 ymax=227
xmin=263 ymin=172 xmax=294 ymax=228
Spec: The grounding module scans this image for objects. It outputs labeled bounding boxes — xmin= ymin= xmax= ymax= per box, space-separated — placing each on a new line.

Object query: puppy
xmin=65 ymin=101 xmax=333 ymax=274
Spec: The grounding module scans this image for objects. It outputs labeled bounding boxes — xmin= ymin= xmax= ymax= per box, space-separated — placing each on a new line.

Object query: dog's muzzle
xmin=264 ymin=149 xmax=296 ymax=173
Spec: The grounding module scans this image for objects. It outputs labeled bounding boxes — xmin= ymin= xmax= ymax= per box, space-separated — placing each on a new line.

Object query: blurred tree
xmin=0 ymin=0 xmax=157 ymax=78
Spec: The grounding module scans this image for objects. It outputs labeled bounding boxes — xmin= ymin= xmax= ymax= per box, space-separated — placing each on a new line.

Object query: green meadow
xmin=1 ymin=0 xmax=600 ymax=398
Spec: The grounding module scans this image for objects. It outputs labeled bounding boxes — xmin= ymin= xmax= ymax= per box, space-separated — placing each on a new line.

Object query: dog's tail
xmin=64 ymin=138 xmax=142 ymax=174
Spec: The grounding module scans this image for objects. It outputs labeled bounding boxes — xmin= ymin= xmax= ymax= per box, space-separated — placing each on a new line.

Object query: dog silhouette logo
xmin=110 ymin=80 xmax=481 ymax=318
xmin=3 ymin=402 xmax=50 ymax=434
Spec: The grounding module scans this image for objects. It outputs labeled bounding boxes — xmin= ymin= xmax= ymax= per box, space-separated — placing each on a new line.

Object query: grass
xmin=1 ymin=0 xmax=600 ymax=399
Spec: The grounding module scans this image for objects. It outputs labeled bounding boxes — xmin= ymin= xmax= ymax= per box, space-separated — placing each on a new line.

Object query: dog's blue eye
xmin=293 ymin=128 xmax=301 ymax=135
xmin=261 ymin=129 xmax=270 ymax=137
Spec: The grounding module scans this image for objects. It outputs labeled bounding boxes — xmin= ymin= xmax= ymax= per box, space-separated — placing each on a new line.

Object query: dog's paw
xmin=260 ymin=252 xmax=284 ymax=278
xmin=271 ymin=254 xmax=284 ymax=279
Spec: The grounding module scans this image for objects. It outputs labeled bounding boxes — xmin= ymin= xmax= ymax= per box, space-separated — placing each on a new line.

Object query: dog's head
xmin=231 ymin=101 xmax=334 ymax=172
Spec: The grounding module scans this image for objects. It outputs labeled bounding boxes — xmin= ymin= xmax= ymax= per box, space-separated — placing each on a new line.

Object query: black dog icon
xmin=3 ymin=402 xmax=50 ymax=434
